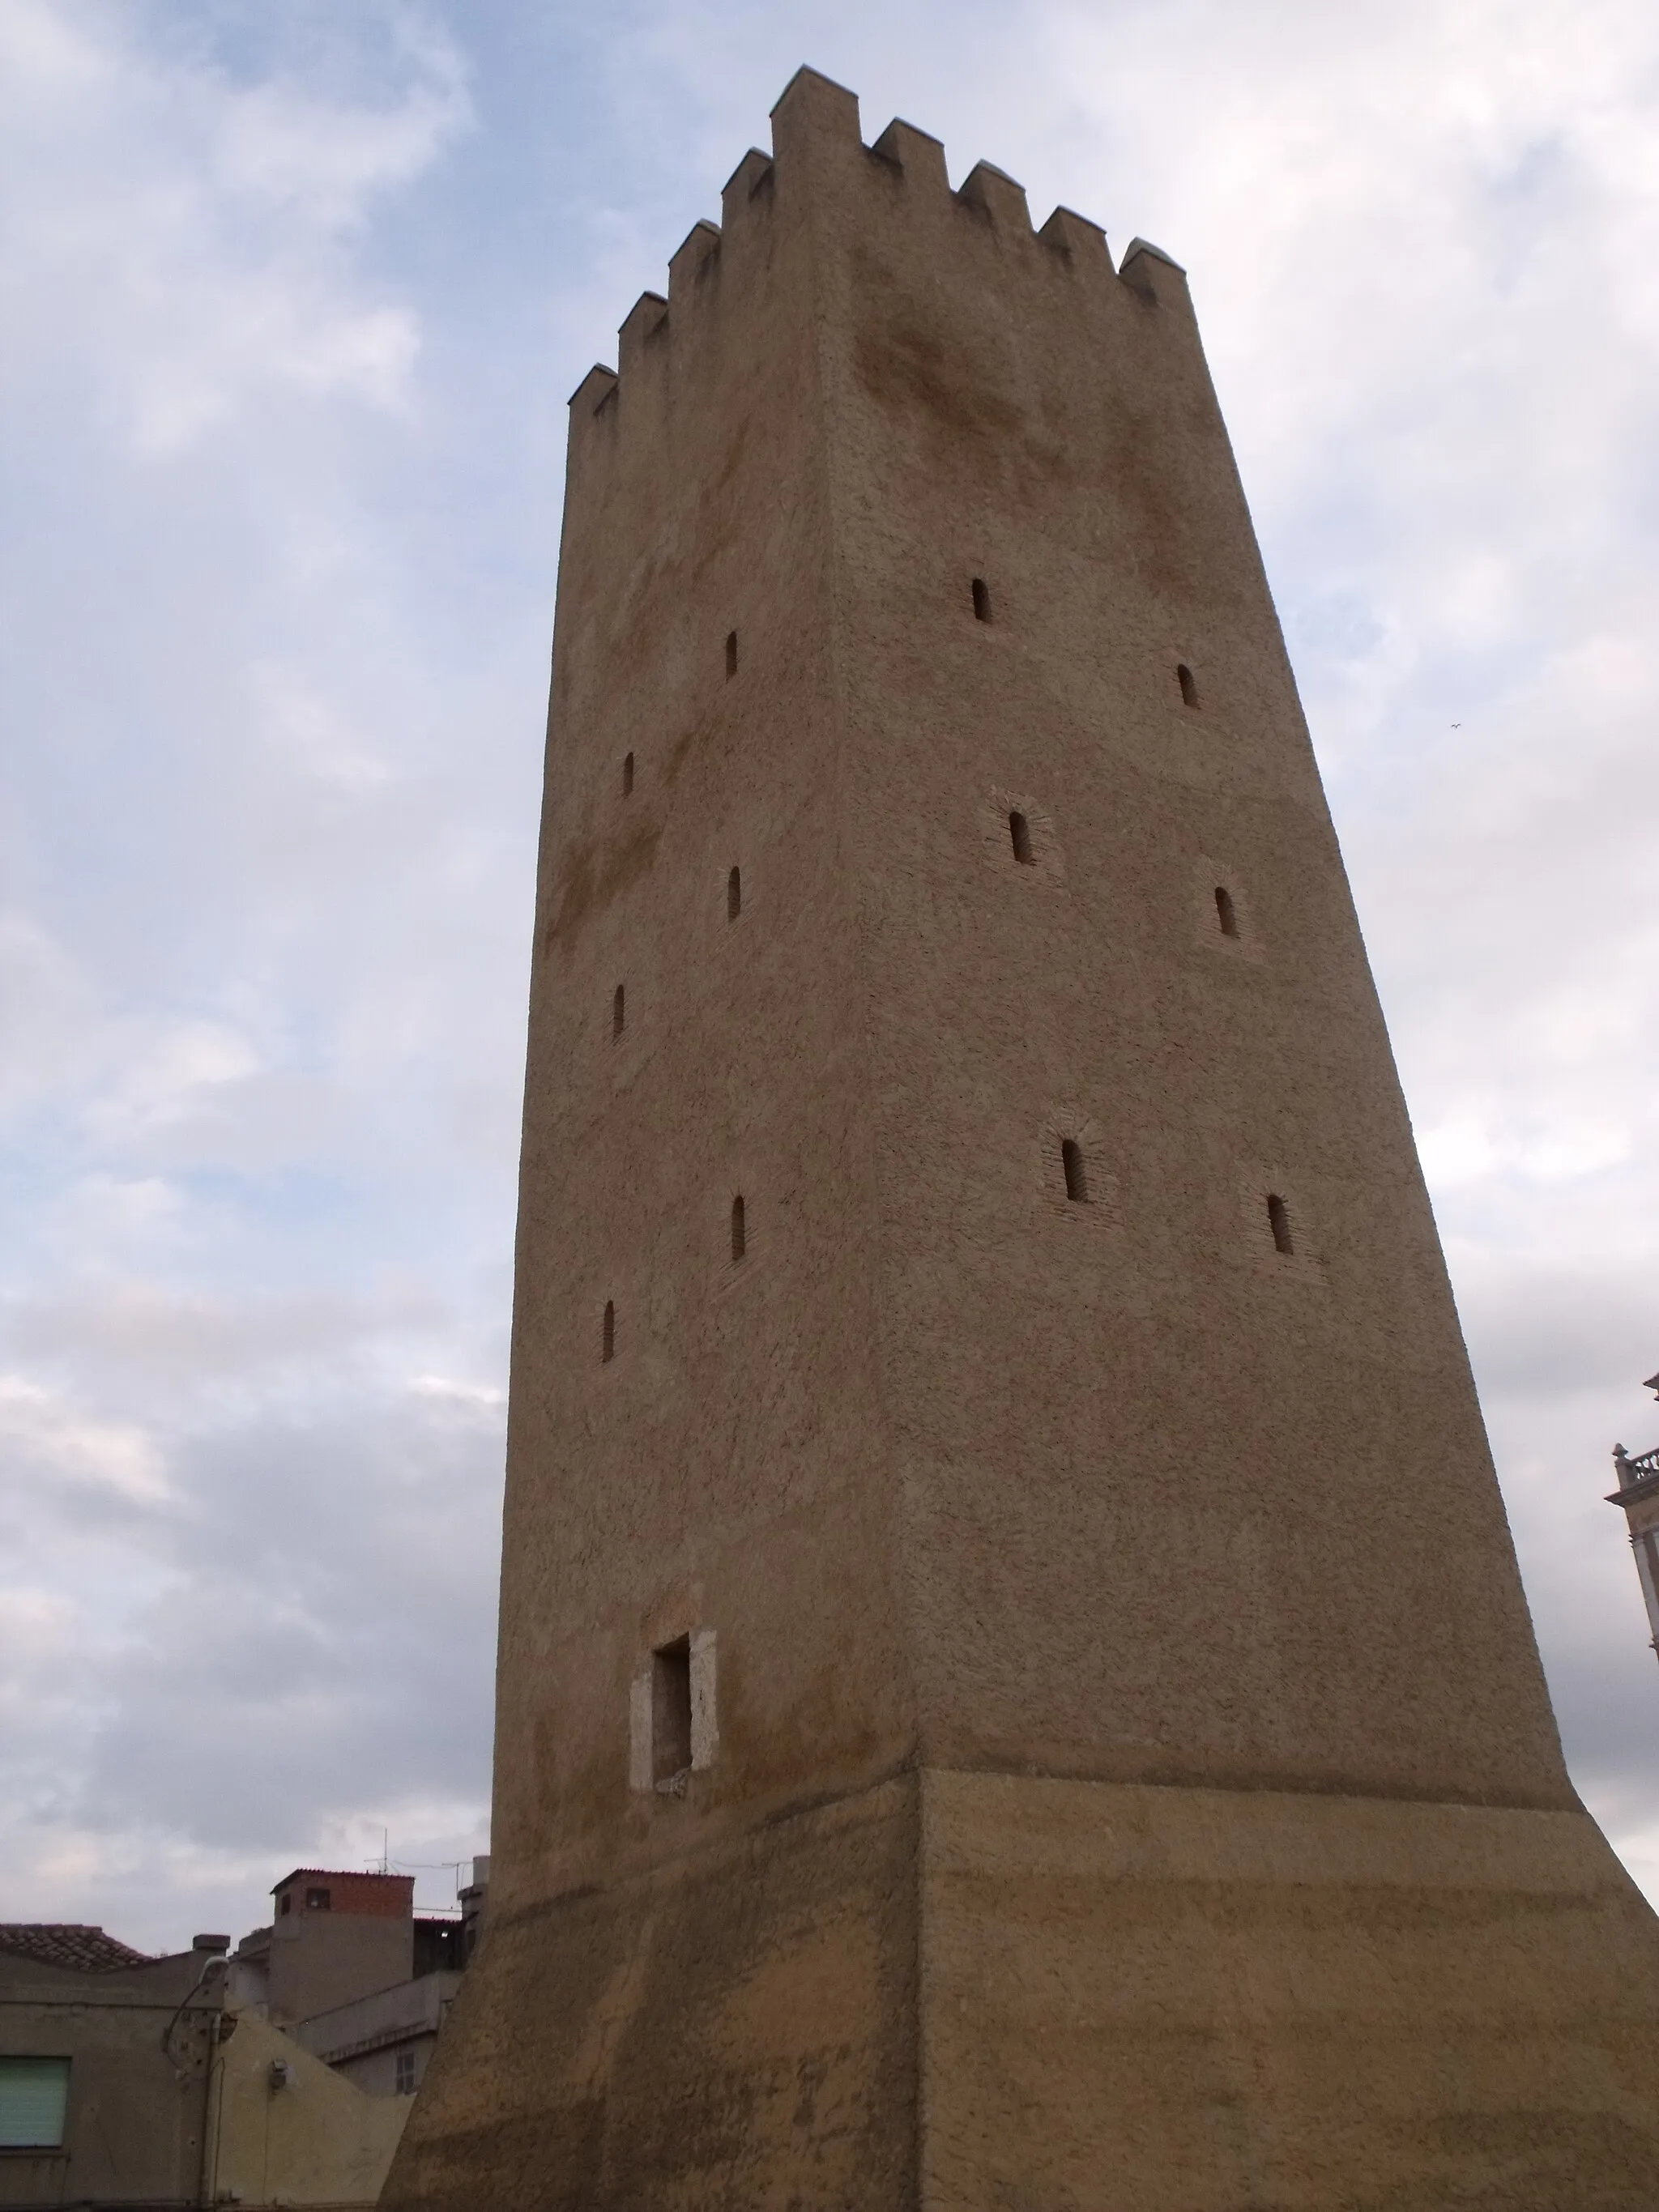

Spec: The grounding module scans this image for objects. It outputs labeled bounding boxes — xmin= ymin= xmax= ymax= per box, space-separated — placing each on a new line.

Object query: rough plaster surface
xmin=212 ymin=2010 xmax=407 ymax=2208
xmin=921 ymin=1771 xmax=1659 ymax=2210
xmin=383 ymin=66 xmax=1659 ymax=2208
xmin=387 ymin=1779 xmax=919 ymax=2211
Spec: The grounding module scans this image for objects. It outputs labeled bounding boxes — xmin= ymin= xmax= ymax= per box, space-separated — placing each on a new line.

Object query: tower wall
xmin=385 ymin=68 xmax=1659 ymax=2211
xmin=797 ymin=70 xmax=1563 ymax=1805
xmin=492 ymin=78 xmax=918 ymax=1916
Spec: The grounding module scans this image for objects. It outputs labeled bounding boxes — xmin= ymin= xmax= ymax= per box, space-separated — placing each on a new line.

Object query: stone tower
xmin=385 ymin=67 xmax=1659 ymax=2210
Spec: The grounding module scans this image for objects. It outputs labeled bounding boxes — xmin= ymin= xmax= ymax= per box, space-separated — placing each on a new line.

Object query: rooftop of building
xmin=271 ymin=1866 xmax=416 ymax=1902
xmin=0 ymin=1924 xmax=151 ymax=1972
xmin=271 ymin=1867 xmax=416 ymax=1895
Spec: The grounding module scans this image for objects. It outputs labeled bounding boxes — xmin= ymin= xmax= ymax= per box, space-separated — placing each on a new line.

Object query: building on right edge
xmin=386 ymin=67 xmax=1659 ymax=2210
xmin=1609 ymin=1371 xmax=1659 ymax=1664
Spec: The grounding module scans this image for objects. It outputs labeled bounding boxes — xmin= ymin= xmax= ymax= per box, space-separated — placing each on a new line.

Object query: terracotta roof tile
xmin=0 ymin=1924 xmax=151 ymax=1972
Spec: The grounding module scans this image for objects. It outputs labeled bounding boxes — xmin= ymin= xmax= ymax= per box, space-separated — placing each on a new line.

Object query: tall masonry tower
xmin=386 ymin=68 xmax=1659 ymax=2210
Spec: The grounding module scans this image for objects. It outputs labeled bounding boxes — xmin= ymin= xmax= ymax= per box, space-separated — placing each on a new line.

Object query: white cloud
xmin=0 ymin=0 xmax=470 ymax=456
xmin=0 ymin=1374 xmax=167 ymax=1507
xmin=0 ymin=916 xmax=99 ymax=1117
xmin=253 ymin=661 xmax=393 ymax=791
xmin=86 ymin=1021 xmax=259 ymax=1136
xmin=409 ymin=1373 xmax=506 ymax=1411
xmin=0 ymin=0 xmax=508 ymax=1947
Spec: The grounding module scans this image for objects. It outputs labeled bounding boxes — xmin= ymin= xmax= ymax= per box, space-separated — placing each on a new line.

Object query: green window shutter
xmin=0 ymin=2056 xmax=70 ymax=2146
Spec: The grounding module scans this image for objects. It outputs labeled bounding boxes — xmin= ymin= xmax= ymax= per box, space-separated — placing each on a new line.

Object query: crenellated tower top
xmin=568 ymin=66 xmax=1189 ymax=434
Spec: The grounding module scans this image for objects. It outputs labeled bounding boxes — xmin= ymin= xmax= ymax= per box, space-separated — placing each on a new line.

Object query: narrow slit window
xmin=612 ymin=983 xmax=625 ymax=1039
xmin=1009 ymin=811 xmax=1034 ymax=865
xmin=730 ymin=1194 xmax=746 ymax=1263
xmin=622 ymin=751 xmax=634 ymax=796
xmin=1267 ymin=1194 xmax=1294 ymax=1255
xmin=971 ymin=576 xmax=992 ymax=623
xmin=602 ymin=1300 xmax=616 ymax=1362
xmin=1177 ymin=663 xmax=1199 ymax=708
xmin=1061 ymin=1138 xmax=1089 ymax=1204
xmin=1214 ymin=885 xmax=1239 ymax=938
xmin=727 ymin=864 xmax=742 ymax=920
xmin=725 ymin=630 xmax=738 ymax=679
xmin=652 ymin=1637 xmax=693 ymax=1784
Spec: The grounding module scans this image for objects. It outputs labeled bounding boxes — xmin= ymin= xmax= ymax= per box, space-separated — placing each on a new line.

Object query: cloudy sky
xmin=2 ymin=0 xmax=1657 ymax=1954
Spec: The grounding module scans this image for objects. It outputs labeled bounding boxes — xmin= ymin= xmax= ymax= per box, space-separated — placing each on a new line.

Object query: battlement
xmin=567 ymin=65 xmax=1191 ymax=423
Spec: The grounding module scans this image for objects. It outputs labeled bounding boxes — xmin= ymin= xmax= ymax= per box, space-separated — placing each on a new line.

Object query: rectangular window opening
xmin=612 ymin=983 xmax=625 ymax=1039
xmin=731 ymin=1194 xmax=747 ymax=1263
xmin=971 ymin=577 xmax=992 ymax=622
xmin=305 ymin=1887 xmax=331 ymax=1912
xmin=1009 ymin=810 xmax=1034 ymax=865
xmin=725 ymin=629 xmax=738 ymax=679
xmin=652 ymin=1637 xmax=693 ymax=1785
xmin=394 ymin=2052 xmax=416 ymax=2095
xmin=622 ymin=752 xmax=634 ymax=796
xmin=602 ymin=1300 xmax=616 ymax=1363
xmin=1267 ymin=1193 xmax=1294 ymax=1255
xmin=727 ymin=863 xmax=741 ymax=920
xmin=0 ymin=2057 xmax=71 ymax=2150
xmin=1178 ymin=662 xmax=1199 ymax=708
xmin=1214 ymin=884 xmax=1239 ymax=937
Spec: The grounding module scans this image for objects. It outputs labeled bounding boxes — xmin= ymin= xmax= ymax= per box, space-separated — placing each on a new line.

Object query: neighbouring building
xmin=230 ymin=1858 xmax=486 ymax=2100
xmin=1 ymin=1857 xmax=486 ymax=2208
xmin=384 ymin=62 xmax=1659 ymax=2211
xmin=205 ymin=2011 xmax=407 ymax=2212
xmin=232 ymin=1869 xmax=417 ymax=2028
xmin=0 ymin=1925 xmax=225 ymax=2207
xmin=0 ymin=1921 xmax=403 ymax=2209
xmin=1608 ymin=1370 xmax=1659 ymax=1662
